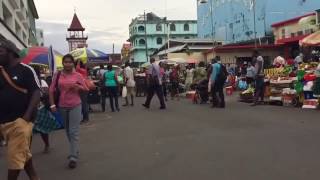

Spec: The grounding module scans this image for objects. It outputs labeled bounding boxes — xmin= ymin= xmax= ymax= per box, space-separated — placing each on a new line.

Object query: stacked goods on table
xmin=296 ymin=63 xmax=320 ymax=109
xmin=264 ymin=66 xmax=295 ymax=104
xmin=239 ymin=86 xmax=254 ymax=103
xmin=269 ymin=77 xmax=293 ymax=102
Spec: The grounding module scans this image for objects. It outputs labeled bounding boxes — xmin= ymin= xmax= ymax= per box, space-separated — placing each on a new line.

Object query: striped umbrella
xmin=19 ymin=47 xmax=62 ymax=65
xmin=300 ymin=31 xmax=320 ymax=47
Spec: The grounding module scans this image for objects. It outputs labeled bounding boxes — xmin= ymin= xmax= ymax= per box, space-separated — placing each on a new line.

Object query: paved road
xmin=1 ymin=96 xmax=320 ymax=180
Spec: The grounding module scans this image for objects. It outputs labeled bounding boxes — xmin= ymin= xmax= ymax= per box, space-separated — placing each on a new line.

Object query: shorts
xmin=0 ymin=118 xmax=33 ymax=170
xmin=127 ymin=87 xmax=135 ymax=96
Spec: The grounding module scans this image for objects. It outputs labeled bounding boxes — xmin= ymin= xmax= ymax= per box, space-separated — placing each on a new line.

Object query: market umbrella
xmin=300 ymin=31 xmax=320 ymax=46
xmin=141 ymin=62 xmax=150 ymax=68
xmin=20 ymin=46 xmax=63 ymax=65
xmin=70 ymin=48 xmax=109 ymax=63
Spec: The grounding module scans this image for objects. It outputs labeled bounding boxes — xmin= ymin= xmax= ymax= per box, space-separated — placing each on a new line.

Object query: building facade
xmin=197 ymin=0 xmax=320 ymax=44
xmin=66 ymin=13 xmax=88 ymax=52
xmin=129 ymin=12 xmax=197 ymax=63
xmin=0 ymin=0 xmax=39 ymax=49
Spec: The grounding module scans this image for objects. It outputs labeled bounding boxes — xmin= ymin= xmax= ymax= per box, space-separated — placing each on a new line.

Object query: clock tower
xmin=66 ymin=13 xmax=88 ymax=51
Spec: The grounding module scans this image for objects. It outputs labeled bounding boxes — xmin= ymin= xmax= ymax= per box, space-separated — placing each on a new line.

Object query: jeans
xmin=162 ymin=82 xmax=168 ymax=99
xmin=144 ymin=84 xmax=166 ymax=108
xmin=106 ymin=86 xmax=119 ymax=111
xmin=59 ymin=105 xmax=82 ymax=161
xmin=254 ymin=77 xmax=265 ymax=103
xmin=212 ymin=80 xmax=225 ymax=107
xmin=80 ymin=92 xmax=89 ymax=121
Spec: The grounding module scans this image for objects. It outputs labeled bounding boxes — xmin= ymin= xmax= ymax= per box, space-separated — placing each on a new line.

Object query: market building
xmin=197 ymin=0 xmax=320 ymax=44
xmin=272 ymin=12 xmax=319 ymax=60
xmin=152 ymin=38 xmax=220 ymax=63
xmin=128 ymin=12 xmax=197 ymax=65
xmin=121 ymin=43 xmax=131 ymax=63
xmin=0 ymin=0 xmax=39 ymax=49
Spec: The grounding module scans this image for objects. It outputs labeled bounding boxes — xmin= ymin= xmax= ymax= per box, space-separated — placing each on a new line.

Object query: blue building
xmin=197 ymin=0 xmax=320 ymax=44
xmin=129 ymin=13 xmax=197 ymax=64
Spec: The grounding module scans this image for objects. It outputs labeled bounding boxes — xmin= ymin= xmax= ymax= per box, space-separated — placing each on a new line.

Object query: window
xmin=281 ymin=29 xmax=286 ymax=39
xmin=138 ymin=26 xmax=145 ymax=32
xmin=170 ymin=24 xmax=176 ymax=31
xmin=297 ymin=31 xmax=303 ymax=36
xmin=156 ymin=24 xmax=162 ymax=31
xmin=139 ymin=39 xmax=146 ymax=45
xmin=184 ymin=23 xmax=190 ymax=31
xmin=156 ymin=37 xmax=162 ymax=45
xmin=184 ymin=36 xmax=190 ymax=39
xmin=291 ymin=33 xmax=295 ymax=37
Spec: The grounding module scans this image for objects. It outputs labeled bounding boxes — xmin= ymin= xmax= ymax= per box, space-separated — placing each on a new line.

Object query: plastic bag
xmin=238 ymin=80 xmax=247 ymax=90
xmin=122 ymin=86 xmax=127 ymax=98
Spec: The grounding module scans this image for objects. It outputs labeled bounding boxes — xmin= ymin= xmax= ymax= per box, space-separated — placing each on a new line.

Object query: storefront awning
xmin=300 ymin=31 xmax=320 ymax=47
xmin=157 ymin=44 xmax=186 ymax=56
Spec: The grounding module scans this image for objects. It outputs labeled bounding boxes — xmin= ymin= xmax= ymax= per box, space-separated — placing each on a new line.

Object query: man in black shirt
xmin=0 ymin=39 xmax=40 ymax=180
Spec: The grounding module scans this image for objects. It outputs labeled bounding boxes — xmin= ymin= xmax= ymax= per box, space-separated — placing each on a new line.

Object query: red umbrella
xmin=20 ymin=46 xmax=62 ymax=65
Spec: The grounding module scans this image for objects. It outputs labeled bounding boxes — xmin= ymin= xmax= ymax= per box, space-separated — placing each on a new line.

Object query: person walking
xmin=49 ymin=54 xmax=88 ymax=169
xmin=33 ymin=66 xmax=60 ymax=154
xmin=170 ymin=65 xmax=181 ymax=101
xmin=104 ymin=64 xmax=120 ymax=112
xmin=210 ymin=58 xmax=227 ymax=108
xmin=123 ymin=62 xmax=136 ymax=106
xmin=143 ymin=58 xmax=166 ymax=109
xmin=185 ymin=64 xmax=194 ymax=91
xmin=0 ymin=39 xmax=40 ymax=180
xmin=159 ymin=62 xmax=169 ymax=101
xmin=252 ymin=51 xmax=265 ymax=106
xmin=97 ymin=64 xmax=107 ymax=111
xmin=75 ymin=60 xmax=90 ymax=123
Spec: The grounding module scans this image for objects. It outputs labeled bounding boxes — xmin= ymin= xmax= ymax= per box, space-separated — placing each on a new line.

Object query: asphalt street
xmin=1 ymin=96 xmax=320 ymax=180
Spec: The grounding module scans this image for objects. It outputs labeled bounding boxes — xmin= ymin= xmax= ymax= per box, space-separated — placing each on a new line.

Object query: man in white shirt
xmin=123 ymin=62 xmax=136 ymax=106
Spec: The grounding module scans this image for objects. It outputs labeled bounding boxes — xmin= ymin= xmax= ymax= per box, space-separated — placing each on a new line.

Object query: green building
xmin=128 ymin=12 xmax=197 ymax=64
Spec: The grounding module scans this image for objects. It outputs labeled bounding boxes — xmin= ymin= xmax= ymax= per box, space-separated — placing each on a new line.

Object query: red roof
xmin=271 ymin=13 xmax=316 ymax=28
xmin=275 ymin=34 xmax=309 ymax=45
xmin=68 ymin=13 xmax=85 ymax=31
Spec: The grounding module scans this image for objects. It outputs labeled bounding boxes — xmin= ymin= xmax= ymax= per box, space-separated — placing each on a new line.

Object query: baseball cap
xmin=0 ymin=38 xmax=20 ymax=58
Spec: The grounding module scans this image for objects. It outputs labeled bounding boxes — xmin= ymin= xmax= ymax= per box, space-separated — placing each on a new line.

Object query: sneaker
xmin=68 ymin=160 xmax=77 ymax=169
xmin=0 ymin=140 xmax=6 ymax=147
xmin=142 ymin=104 xmax=150 ymax=109
xmin=159 ymin=106 xmax=166 ymax=110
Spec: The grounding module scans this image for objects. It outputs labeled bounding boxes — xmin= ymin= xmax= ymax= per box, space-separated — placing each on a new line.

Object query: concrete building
xmin=197 ymin=0 xmax=320 ymax=44
xmin=121 ymin=43 xmax=131 ymax=63
xmin=0 ymin=0 xmax=39 ymax=49
xmin=36 ymin=28 xmax=44 ymax=46
xmin=129 ymin=12 xmax=197 ymax=64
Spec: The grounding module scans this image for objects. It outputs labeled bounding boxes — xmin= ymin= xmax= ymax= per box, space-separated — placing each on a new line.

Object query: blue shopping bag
xmin=52 ymin=112 xmax=64 ymax=129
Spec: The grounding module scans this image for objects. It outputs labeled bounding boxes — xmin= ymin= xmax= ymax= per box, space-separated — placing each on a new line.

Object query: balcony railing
xmin=16 ymin=8 xmax=27 ymax=21
xmin=8 ymin=0 xmax=19 ymax=10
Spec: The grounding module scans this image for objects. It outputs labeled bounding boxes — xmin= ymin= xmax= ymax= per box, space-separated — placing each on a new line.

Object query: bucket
xmin=226 ymin=86 xmax=233 ymax=96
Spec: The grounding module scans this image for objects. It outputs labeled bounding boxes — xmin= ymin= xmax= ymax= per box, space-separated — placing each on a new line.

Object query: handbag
xmin=54 ymin=71 xmax=62 ymax=106
xmin=85 ymin=78 xmax=96 ymax=90
xmin=122 ymin=86 xmax=127 ymax=98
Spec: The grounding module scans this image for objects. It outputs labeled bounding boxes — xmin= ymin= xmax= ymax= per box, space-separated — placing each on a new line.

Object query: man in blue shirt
xmin=210 ymin=58 xmax=226 ymax=108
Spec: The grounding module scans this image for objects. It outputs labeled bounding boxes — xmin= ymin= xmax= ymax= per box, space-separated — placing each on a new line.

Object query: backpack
xmin=217 ymin=64 xmax=228 ymax=82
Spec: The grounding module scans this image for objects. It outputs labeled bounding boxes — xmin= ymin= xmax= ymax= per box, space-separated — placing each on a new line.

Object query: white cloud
xmin=34 ymin=0 xmax=197 ymax=54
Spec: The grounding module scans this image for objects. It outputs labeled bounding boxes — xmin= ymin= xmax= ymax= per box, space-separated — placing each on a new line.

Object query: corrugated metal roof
xmin=157 ymin=44 xmax=187 ymax=55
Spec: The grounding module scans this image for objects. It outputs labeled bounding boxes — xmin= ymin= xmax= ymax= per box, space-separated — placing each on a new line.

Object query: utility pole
xmin=253 ymin=0 xmax=257 ymax=49
xmin=144 ymin=11 xmax=149 ymax=62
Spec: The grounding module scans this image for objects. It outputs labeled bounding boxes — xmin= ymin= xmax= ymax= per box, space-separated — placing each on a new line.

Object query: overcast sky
xmin=34 ymin=0 xmax=197 ymax=54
